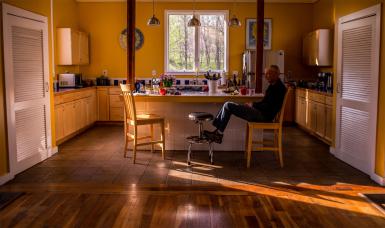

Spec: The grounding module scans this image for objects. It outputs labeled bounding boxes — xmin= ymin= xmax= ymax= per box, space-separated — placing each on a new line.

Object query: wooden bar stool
xmin=245 ymin=88 xmax=291 ymax=168
xmin=120 ymin=84 xmax=166 ymax=163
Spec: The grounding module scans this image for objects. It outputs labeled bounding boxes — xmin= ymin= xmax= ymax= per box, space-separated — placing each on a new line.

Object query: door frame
xmin=335 ymin=4 xmax=381 ymax=181
xmin=2 ymin=3 xmax=52 ymax=175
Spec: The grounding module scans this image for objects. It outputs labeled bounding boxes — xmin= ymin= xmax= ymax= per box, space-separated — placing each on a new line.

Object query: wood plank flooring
xmin=0 ymin=126 xmax=384 ymax=227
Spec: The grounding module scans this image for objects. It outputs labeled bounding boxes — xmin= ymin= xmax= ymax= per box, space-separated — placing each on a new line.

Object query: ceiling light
xmin=228 ymin=0 xmax=241 ymax=27
xmin=147 ymin=0 xmax=160 ymax=26
xmin=188 ymin=0 xmax=201 ymax=27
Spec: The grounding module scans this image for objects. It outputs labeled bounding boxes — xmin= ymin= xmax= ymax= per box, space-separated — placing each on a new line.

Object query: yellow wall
xmin=313 ymin=0 xmax=385 ymax=177
xmin=78 ymin=2 xmax=314 ymax=80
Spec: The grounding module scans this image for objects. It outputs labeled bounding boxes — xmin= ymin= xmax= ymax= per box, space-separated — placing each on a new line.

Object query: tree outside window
xmin=166 ymin=11 xmax=228 ymax=74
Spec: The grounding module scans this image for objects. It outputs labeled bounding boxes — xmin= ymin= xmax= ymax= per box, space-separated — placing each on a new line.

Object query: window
xmin=166 ymin=11 xmax=228 ymax=74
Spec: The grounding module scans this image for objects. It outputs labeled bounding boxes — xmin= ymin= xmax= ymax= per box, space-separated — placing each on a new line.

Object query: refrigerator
xmin=242 ymin=50 xmax=285 ymax=93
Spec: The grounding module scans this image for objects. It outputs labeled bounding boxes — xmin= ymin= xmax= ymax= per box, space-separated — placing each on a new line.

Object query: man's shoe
xmin=203 ymin=130 xmax=223 ymax=144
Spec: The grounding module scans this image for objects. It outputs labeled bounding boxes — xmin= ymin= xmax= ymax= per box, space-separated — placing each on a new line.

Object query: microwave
xmin=58 ymin=73 xmax=82 ymax=88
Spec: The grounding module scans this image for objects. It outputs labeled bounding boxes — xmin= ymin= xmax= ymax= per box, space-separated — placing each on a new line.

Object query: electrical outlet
xmin=102 ymin=69 xmax=108 ymax=77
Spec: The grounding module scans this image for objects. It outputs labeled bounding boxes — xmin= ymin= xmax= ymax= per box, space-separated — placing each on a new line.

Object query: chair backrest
xmin=120 ymin=84 xmax=137 ymax=122
xmin=273 ymin=87 xmax=292 ymax=124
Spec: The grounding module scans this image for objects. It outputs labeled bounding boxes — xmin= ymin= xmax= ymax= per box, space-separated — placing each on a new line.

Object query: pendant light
xmin=188 ymin=0 xmax=201 ymax=27
xmin=147 ymin=0 xmax=160 ymax=26
xmin=228 ymin=0 xmax=241 ymax=27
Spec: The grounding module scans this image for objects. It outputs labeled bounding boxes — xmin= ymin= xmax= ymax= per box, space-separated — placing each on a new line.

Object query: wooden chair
xmin=245 ymin=87 xmax=292 ymax=168
xmin=120 ymin=84 xmax=165 ymax=163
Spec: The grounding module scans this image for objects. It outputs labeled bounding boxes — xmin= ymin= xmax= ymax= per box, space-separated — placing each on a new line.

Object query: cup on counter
xmin=240 ymin=87 xmax=247 ymax=95
xmin=248 ymin=88 xmax=255 ymax=96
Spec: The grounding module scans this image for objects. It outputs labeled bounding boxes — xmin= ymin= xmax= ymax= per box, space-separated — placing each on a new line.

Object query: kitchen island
xmin=54 ymin=86 xmax=265 ymax=151
xmin=132 ymin=90 xmax=264 ymax=151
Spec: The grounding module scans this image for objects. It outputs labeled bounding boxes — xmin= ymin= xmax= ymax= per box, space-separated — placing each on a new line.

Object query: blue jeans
xmin=212 ymin=102 xmax=266 ymax=132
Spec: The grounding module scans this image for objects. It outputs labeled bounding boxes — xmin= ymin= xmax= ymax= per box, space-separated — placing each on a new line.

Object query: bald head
xmin=265 ymin=65 xmax=280 ymax=84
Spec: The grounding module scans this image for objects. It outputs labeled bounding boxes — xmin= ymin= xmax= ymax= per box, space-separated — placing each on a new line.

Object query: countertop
xmin=54 ymin=86 xmax=264 ymax=103
xmin=296 ymin=87 xmax=333 ymax=97
xmin=54 ymin=87 xmax=96 ymax=96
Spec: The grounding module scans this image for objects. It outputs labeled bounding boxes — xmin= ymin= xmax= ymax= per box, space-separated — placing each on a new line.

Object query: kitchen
xmin=0 ymin=0 xmax=385 ymax=226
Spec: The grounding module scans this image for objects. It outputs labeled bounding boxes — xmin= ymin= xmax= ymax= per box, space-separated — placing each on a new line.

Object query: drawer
xmin=54 ymin=95 xmax=63 ymax=105
xmin=62 ymin=92 xmax=82 ymax=103
xmin=325 ymin=96 xmax=333 ymax=105
xmin=110 ymin=107 xmax=124 ymax=121
xmin=109 ymin=95 xmax=124 ymax=108
xmin=296 ymin=89 xmax=306 ymax=98
xmin=109 ymin=87 xmax=121 ymax=95
xmin=309 ymin=92 xmax=326 ymax=103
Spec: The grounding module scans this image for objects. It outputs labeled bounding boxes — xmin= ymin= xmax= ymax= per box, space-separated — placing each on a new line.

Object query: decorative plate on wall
xmin=119 ymin=28 xmax=144 ymax=50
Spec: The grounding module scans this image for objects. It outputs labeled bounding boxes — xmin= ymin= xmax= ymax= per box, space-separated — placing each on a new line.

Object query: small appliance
xmin=58 ymin=73 xmax=82 ymax=88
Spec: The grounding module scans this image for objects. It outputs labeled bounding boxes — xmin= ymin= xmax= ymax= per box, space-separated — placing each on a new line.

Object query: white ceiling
xmin=77 ymin=0 xmax=318 ymax=3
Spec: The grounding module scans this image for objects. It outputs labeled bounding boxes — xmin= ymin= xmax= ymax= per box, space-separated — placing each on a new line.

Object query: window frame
xmin=165 ymin=10 xmax=229 ymax=75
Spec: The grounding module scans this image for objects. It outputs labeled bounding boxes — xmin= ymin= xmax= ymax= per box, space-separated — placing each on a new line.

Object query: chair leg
xmin=247 ymin=125 xmax=253 ymax=168
xmin=161 ymin=121 xmax=165 ymax=160
xmin=273 ymin=129 xmax=278 ymax=159
xmin=133 ymin=127 xmax=137 ymax=164
xmin=278 ymin=128 xmax=283 ymax=168
xmin=150 ymin=124 xmax=154 ymax=153
xmin=245 ymin=124 xmax=249 ymax=159
xmin=124 ymin=123 xmax=129 ymax=158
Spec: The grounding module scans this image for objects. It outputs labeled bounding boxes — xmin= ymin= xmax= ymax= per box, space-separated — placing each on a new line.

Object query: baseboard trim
xmin=371 ymin=173 xmax=385 ymax=186
xmin=0 ymin=173 xmax=14 ymax=185
xmin=50 ymin=146 xmax=58 ymax=156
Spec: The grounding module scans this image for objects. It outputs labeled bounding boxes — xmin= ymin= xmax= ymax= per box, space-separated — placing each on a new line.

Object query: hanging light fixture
xmin=147 ymin=0 xmax=160 ymax=26
xmin=188 ymin=0 xmax=201 ymax=27
xmin=228 ymin=0 xmax=241 ymax=27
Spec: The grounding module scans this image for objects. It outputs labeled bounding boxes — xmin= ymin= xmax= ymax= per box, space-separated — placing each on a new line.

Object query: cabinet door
xmin=308 ymin=100 xmax=317 ymax=132
xmin=325 ymin=105 xmax=333 ymax=142
xmin=74 ymin=100 xmax=86 ymax=131
xmin=71 ymin=30 xmax=80 ymax=65
xmin=97 ymin=89 xmax=109 ymax=121
xmin=63 ymin=102 xmax=76 ymax=137
xmin=297 ymin=97 xmax=307 ymax=127
xmin=315 ymin=103 xmax=326 ymax=137
xmin=295 ymin=96 xmax=301 ymax=124
xmin=55 ymin=105 xmax=64 ymax=141
xmin=79 ymin=31 xmax=89 ymax=65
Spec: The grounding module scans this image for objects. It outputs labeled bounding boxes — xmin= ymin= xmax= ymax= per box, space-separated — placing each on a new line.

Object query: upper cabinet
xmin=57 ymin=28 xmax=89 ymax=65
xmin=303 ymin=29 xmax=332 ymax=66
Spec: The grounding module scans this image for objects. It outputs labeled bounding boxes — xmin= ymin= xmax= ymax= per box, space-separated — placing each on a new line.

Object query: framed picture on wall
xmin=246 ymin=18 xmax=272 ymax=50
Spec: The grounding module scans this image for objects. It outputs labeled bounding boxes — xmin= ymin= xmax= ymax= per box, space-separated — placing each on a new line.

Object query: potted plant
xmin=160 ymin=74 xmax=175 ymax=88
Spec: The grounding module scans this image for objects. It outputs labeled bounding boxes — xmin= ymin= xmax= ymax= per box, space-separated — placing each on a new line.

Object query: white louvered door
xmin=3 ymin=4 xmax=51 ymax=175
xmin=335 ymin=5 xmax=380 ymax=176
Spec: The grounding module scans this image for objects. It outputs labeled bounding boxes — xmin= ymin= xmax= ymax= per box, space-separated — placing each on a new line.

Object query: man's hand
xmin=245 ymin=102 xmax=253 ymax=107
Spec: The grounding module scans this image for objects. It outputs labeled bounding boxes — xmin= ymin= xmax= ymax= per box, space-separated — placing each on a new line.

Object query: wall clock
xmin=119 ymin=28 xmax=144 ymax=50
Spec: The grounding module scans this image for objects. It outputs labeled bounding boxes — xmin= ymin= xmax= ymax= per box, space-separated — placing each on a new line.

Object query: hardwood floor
xmin=0 ymin=125 xmax=384 ymax=227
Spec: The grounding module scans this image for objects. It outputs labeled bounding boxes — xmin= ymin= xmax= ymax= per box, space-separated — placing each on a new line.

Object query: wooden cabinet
xmin=55 ymin=105 xmax=64 ymax=140
xmin=295 ymin=88 xmax=333 ymax=145
xmin=54 ymin=88 xmax=96 ymax=143
xmin=97 ymin=88 xmax=109 ymax=121
xmin=295 ymin=90 xmax=307 ymax=127
xmin=63 ymin=101 xmax=76 ymax=137
xmin=325 ymin=105 xmax=333 ymax=141
xmin=57 ymin=28 xmax=89 ymax=65
xmin=315 ymin=102 xmax=326 ymax=137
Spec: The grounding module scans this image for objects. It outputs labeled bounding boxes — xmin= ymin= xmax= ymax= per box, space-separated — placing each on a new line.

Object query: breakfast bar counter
xmin=133 ymin=92 xmax=264 ymax=103
xmin=131 ymin=91 xmax=264 ymax=152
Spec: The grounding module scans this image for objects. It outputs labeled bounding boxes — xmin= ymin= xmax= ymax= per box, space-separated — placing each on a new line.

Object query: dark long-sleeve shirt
xmin=252 ymin=80 xmax=287 ymax=121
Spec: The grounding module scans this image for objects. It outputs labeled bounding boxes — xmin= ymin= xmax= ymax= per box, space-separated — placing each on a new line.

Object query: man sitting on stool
xmin=204 ymin=65 xmax=287 ymax=143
